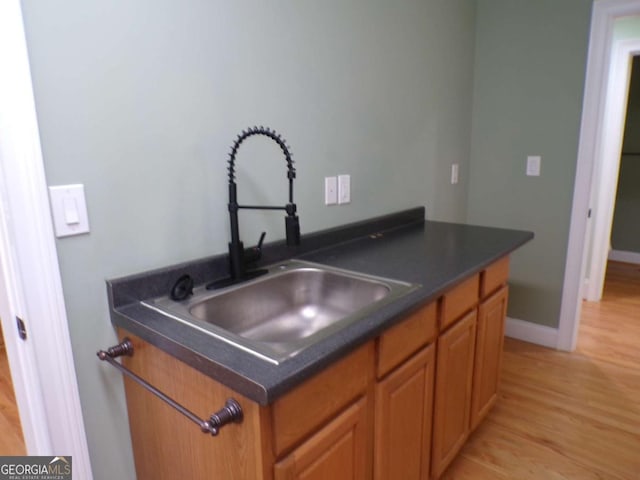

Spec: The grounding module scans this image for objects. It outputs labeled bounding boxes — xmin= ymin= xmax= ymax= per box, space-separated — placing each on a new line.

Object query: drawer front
xmin=376 ymin=302 xmax=437 ymax=378
xmin=440 ymin=274 xmax=479 ymax=331
xmin=481 ymin=256 xmax=510 ymax=298
xmin=271 ymin=341 xmax=374 ymax=457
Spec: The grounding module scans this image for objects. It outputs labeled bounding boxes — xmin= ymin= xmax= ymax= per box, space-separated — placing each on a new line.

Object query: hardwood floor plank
xmin=441 ymin=261 xmax=640 ymax=479
xmin=441 ymin=452 xmax=510 ymax=480
xmin=489 ymin=391 xmax=640 ymax=479
xmin=0 ymin=407 xmax=25 ymax=456
xmin=0 ymin=344 xmax=25 ymax=456
xmin=448 ymin=420 xmax=618 ymax=480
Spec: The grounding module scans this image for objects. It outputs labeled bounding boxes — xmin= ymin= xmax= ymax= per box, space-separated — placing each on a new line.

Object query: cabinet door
xmin=274 ymin=396 xmax=371 ymax=480
xmin=471 ymin=285 xmax=508 ymax=430
xmin=374 ymin=344 xmax=435 ymax=480
xmin=431 ymin=310 xmax=477 ymax=479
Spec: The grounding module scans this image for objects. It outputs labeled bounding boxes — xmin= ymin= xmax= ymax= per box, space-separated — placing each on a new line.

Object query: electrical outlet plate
xmin=324 ymin=176 xmax=337 ymax=205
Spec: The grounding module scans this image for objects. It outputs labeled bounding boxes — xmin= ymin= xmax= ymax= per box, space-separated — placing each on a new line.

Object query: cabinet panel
xmin=274 ymin=397 xmax=370 ymax=480
xmin=481 ymin=256 xmax=509 ymax=298
xmin=431 ymin=310 xmax=477 ymax=479
xmin=272 ymin=342 xmax=374 ymax=457
xmin=374 ymin=344 xmax=435 ymax=480
xmin=440 ymin=274 xmax=479 ymax=330
xmin=377 ymin=301 xmax=437 ymax=378
xmin=471 ymin=286 xmax=508 ymax=430
xmin=118 ymin=330 xmax=271 ymax=480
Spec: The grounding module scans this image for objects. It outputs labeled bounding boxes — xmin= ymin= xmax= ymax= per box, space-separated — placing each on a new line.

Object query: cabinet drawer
xmin=271 ymin=341 xmax=374 ymax=457
xmin=440 ymin=274 xmax=479 ymax=331
xmin=481 ymin=257 xmax=510 ymax=298
xmin=377 ymin=302 xmax=437 ymax=378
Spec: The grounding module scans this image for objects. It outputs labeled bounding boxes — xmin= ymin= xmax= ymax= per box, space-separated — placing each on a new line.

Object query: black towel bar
xmin=97 ymin=338 xmax=243 ymax=436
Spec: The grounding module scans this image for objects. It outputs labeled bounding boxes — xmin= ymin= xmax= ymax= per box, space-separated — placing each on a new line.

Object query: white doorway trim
xmin=0 ymin=164 xmax=51 ymax=455
xmin=558 ymin=0 xmax=640 ymax=351
xmin=0 ymin=0 xmax=93 ymax=477
xmin=585 ymin=38 xmax=640 ymax=302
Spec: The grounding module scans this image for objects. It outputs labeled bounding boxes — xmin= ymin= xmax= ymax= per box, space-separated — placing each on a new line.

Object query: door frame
xmin=0 ymin=0 xmax=93 ymax=477
xmin=558 ymin=0 xmax=640 ymax=351
xmin=584 ymin=38 xmax=639 ymax=302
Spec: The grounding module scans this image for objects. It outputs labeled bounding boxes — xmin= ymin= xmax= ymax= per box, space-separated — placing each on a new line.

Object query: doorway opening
xmin=607 ymin=56 xmax=640 ymax=269
xmin=583 ymin=39 xmax=640 ymax=304
xmin=558 ymin=2 xmax=640 ymax=351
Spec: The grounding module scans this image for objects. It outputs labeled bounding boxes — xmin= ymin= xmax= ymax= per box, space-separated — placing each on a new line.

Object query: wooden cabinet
xmin=431 ymin=310 xmax=477 ymax=479
xmin=117 ymin=257 xmax=510 ymax=480
xmin=274 ymin=397 xmax=370 ymax=480
xmin=120 ymin=332 xmax=272 ymax=480
xmin=480 ymin=256 xmax=509 ymax=298
xmin=431 ymin=257 xmax=510 ymax=478
xmin=376 ymin=302 xmax=437 ymax=378
xmin=271 ymin=342 xmax=374 ymax=457
xmin=374 ymin=344 xmax=435 ymax=480
xmin=471 ymin=285 xmax=508 ymax=431
xmin=440 ymin=274 xmax=479 ymax=330
xmin=119 ymin=334 xmax=374 ymax=480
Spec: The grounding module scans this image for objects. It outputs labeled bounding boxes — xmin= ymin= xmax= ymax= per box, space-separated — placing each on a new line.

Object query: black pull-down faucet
xmin=209 ymin=126 xmax=300 ymax=289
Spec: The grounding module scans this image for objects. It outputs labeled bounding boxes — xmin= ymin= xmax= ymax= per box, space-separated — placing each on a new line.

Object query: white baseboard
xmin=608 ymin=249 xmax=640 ymax=265
xmin=505 ymin=317 xmax=559 ymax=349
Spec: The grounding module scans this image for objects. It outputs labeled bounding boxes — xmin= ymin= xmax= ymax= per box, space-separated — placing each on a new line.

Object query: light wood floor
xmin=442 ymin=261 xmax=640 ymax=480
xmin=0 ymin=338 xmax=26 ymax=456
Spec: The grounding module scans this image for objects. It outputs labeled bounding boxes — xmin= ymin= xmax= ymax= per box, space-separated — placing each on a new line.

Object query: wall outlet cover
xmin=324 ymin=176 xmax=338 ymax=205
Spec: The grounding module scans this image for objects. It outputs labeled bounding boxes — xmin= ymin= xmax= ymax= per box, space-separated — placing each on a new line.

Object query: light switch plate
xmin=451 ymin=164 xmax=459 ymax=184
xmin=526 ymin=156 xmax=541 ymax=176
xmin=49 ymin=184 xmax=90 ymax=237
xmin=338 ymin=174 xmax=351 ymax=204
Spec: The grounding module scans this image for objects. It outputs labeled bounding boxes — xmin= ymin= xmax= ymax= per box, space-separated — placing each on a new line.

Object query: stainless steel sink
xmin=143 ymin=260 xmax=419 ymax=364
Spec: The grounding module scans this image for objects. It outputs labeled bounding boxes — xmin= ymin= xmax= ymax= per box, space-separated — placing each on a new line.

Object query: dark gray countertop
xmin=107 ymin=208 xmax=533 ymax=405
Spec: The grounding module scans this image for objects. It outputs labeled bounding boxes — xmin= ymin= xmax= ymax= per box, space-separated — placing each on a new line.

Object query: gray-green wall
xmin=20 ymin=1 xmax=476 ymax=478
xmin=612 ymin=56 xmax=640 ymax=253
xmin=467 ymin=0 xmax=592 ymax=327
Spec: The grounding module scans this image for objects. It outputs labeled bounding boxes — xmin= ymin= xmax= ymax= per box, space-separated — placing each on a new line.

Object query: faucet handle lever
xmin=244 ymin=231 xmax=266 ymax=264
xmin=257 ymin=231 xmax=266 ymax=250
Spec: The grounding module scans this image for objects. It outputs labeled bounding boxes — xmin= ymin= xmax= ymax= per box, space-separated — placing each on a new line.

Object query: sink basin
xmin=143 ymin=260 xmax=419 ymax=364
